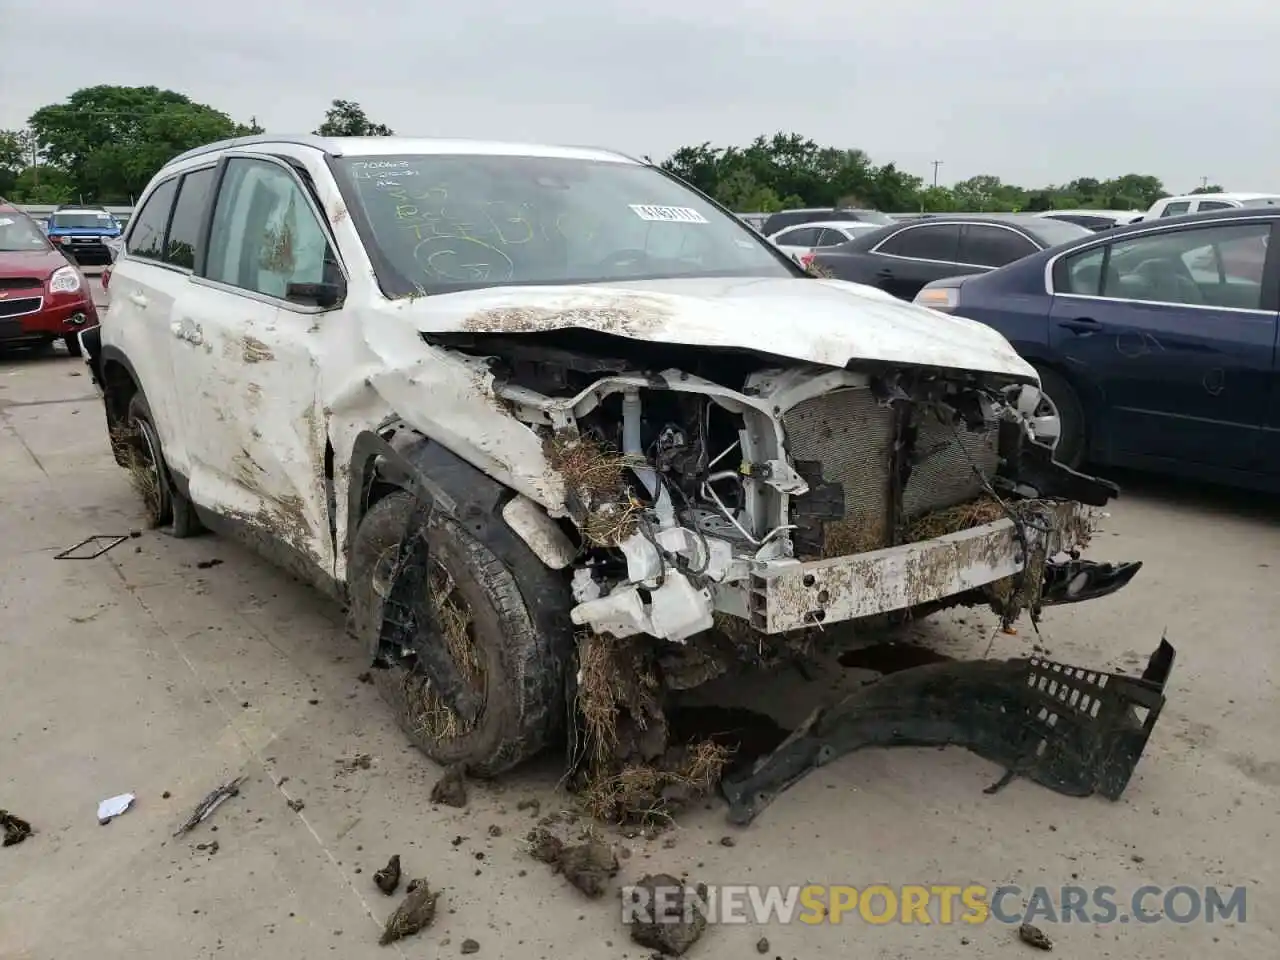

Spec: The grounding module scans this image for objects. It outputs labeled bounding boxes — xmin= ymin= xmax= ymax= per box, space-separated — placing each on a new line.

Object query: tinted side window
xmin=777 ymin=227 xmax=821 ymax=247
xmin=1160 ymin=201 xmax=1191 ymax=217
xmin=126 ymin=178 xmax=178 ymax=261
xmin=1195 ymin=200 xmax=1233 ymax=211
xmin=204 ymin=158 xmax=338 ymax=300
xmin=815 ymin=228 xmax=850 ymax=247
xmin=165 ymin=167 xmax=216 ymax=269
xmin=876 ymin=223 xmax=961 ymax=262
xmin=958 ymin=225 xmax=1038 ymax=267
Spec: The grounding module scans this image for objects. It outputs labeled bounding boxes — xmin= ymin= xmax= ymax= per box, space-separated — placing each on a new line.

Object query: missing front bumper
xmin=745 ymin=501 xmax=1091 ymax=633
xmin=721 ymin=637 xmax=1176 ymax=826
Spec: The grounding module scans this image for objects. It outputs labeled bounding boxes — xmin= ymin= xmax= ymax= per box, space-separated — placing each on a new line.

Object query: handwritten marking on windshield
xmin=414 ymin=236 xmax=514 ymax=282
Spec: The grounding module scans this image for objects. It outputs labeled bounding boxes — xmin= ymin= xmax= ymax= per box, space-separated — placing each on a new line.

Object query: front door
xmin=1049 ymin=218 xmax=1277 ymax=471
xmin=168 ymin=153 xmax=346 ymax=583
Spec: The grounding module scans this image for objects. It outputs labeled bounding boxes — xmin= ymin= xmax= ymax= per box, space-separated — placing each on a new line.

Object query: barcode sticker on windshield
xmin=629 ymin=204 xmax=709 ymax=224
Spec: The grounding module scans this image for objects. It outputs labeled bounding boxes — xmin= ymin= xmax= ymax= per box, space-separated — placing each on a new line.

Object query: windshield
xmin=52 ymin=212 xmax=115 ymax=229
xmin=0 ymin=212 xmax=51 ymax=252
xmin=333 ymin=153 xmax=796 ymax=296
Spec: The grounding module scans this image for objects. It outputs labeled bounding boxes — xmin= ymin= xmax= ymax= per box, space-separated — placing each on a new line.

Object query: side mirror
xmin=286 ymin=280 xmax=345 ymax=308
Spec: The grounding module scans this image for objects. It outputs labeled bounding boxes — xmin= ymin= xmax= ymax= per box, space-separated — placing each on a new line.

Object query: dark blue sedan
xmin=913 ymin=208 xmax=1279 ymax=491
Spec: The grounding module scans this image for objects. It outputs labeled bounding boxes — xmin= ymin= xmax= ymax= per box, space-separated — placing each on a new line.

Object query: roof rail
xmin=163 ymin=133 xmax=338 ymax=169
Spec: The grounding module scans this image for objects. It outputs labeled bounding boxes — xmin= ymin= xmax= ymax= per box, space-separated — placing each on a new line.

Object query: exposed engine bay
xmin=428 ymin=329 xmax=1128 ymax=644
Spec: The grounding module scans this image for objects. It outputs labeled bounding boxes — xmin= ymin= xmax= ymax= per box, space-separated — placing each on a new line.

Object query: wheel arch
xmin=344 ymin=422 xmax=575 ymax=632
xmin=1024 ymin=355 xmax=1104 ymax=460
xmin=98 ymin=345 xmax=144 ymax=466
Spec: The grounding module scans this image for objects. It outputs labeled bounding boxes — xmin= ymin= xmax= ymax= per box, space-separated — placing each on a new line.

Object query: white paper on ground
xmin=97 ymin=793 xmax=135 ymax=824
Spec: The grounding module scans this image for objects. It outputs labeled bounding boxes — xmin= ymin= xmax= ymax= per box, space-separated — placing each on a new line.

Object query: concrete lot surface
xmin=1 ymin=304 xmax=1276 ymax=958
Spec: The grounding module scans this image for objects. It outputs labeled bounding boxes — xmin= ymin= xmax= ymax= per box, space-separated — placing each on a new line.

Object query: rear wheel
xmin=1033 ymin=366 xmax=1086 ymax=470
xmin=348 ymin=491 xmax=567 ymax=777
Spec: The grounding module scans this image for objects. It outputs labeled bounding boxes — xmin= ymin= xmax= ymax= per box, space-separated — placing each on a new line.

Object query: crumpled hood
xmin=398 ymin=275 xmax=1038 ymax=383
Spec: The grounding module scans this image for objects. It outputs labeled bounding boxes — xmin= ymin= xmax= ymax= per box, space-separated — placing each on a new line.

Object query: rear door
xmin=167 ymin=153 xmax=345 ymax=582
xmin=862 ymin=222 xmax=968 ymax=299
xmin=1048 ymin=218 xmax=1277 ymax=470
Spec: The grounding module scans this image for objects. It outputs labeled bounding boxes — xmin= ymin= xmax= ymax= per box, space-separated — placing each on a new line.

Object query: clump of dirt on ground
xmin=380 ymin=879 xmax=439 ymax=945
xmin=544 ymin=433 xmax=644 ymax=547
xmin=1 ymin=810 xmax=32 ymax=847
xmin=430 ymin=765 xmax=468 ymax=808
xmin=626 ymin=873 xmax=709 ymax=956
xmin=557 ymin=837 xmax=619 ymax=897
xmin=524 ymin=823 xmax=619 ymax=898
xmin=572 ymin=631 xmax=729 ymax=825
xmin=525 ymin=826 xmax=564 ymax=864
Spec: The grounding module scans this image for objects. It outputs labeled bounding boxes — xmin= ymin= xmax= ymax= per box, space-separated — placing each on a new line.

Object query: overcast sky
xmin=2 ymin=0 xmax=1276 ymax=192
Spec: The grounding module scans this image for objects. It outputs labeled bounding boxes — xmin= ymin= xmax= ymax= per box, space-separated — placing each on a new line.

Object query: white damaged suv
xmin=83 ymin=135 xmax=1166 ymax=804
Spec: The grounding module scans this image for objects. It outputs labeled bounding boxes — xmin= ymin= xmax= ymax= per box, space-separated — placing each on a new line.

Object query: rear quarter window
xmin=164 ymin=167 xmax=216 ymax=269
xmin=127 ymin=178 xmax=179 ymax=261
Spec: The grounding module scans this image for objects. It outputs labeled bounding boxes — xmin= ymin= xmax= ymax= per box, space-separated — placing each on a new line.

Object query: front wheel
xmin=1033 ymin=366 xmax=1087 ymax=470
xmin=123 ymin=392 xmax=201 ymax=537
xmin=348 ymin=491 xmax=567 ymax=777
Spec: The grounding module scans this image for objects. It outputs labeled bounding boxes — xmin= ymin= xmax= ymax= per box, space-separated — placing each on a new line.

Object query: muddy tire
xmin=1034 ymin=365 xmax=1086 ymax=470
xmin=349 ymin=491 xmax=566 ymax=778
xmin=125 ymin=393 xmax=200 ymax=538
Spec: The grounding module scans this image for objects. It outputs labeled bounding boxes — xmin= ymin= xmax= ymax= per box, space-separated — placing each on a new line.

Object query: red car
xmin=0 ymin=201 xmax=100 ymax=356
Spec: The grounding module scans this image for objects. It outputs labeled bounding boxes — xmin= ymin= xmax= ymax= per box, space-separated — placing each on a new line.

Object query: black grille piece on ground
xmin=721 ymin=638 xmax=1176 ymax=825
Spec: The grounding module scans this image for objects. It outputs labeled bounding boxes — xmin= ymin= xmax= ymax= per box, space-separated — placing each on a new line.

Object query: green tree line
xmin=3 ymin=86 xmax=1218 ymax=211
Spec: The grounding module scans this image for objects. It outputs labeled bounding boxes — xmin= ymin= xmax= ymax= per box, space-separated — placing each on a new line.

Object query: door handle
xmin=1058 ymin=317 xmax=1101 ymax=334
xmin=127 ymin=292 xmax=148 ymax=308
xmin=875 ymin=267 xmax=894 ymax=278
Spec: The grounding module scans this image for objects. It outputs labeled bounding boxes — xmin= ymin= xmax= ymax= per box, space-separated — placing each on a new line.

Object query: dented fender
xmin=344 ymin=423 xmax=574 ymax=575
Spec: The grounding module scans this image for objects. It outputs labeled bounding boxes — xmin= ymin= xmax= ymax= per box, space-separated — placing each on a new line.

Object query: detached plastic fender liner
xmin=721 ymin=638 xmax=1176 ymax=826
xmin=346 ymin=425 xmax=575 ymax=707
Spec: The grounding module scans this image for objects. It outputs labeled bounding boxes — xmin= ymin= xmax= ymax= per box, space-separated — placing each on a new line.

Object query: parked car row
xmin=808 ymin=214 xmax=1093 ymax=300
xmin=911 ymin=208 xmax=1280 ymax=491
xmin=743 ymin=197 xmax=1280 ymax=492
